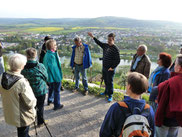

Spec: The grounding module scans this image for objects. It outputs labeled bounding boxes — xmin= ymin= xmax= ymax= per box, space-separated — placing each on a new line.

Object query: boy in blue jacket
xmin=100 ymin=72 xmax=155 ymax=137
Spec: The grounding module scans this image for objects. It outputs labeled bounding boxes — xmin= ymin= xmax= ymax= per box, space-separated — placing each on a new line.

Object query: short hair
xmin=46 ymin=39 xmax=56 ymax=50
xmin=138 ymin=44 xmax=148 ymax=52
xmin=74 ymin=37 xmax=82 ymax=42
xmin=159 ymin=52 xmax=172 ymax=68
xmin=127 ymin=72 xmax=148 ymax=95
xmin=176 ymin=54 xmax=182 ymax=67
xmin=26 ymin=48 xmax=37 ymax=60
xmin=8 ymin=54 xmax=27 ymax=72
xmin=108 ymin=33 xmax=115 ymax=40
xmin=44 ymin=36 xmax=52 ymax=42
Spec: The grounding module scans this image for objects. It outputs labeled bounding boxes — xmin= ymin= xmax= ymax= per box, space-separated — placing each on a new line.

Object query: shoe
xmin=108 ymin=97 xmax=112 ymax=102
xmin=47 ymin=101 xmax=53 ymax=106
xmin=72 ymin=89 xmax=78 ymax=93
xmin=84 ymin=90 xmax=89 ymax=96
xmin=37 ymin=120 xmax=48 ymax=128
xmin=53 ymin=104 xmax=64 ymax=111
xmin=100 ymin=92 xmax=105 ymax=96
xmin=61 ymin=86 xmax=64 ymax=91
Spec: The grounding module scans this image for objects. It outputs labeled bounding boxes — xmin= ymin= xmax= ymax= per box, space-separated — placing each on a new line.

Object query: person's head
xmin=157 ymin=52 xmax=172 ymax=68
xmin=44 ymin=36 xmax=52 ymax=42
xmin=46 ymin=39 xmax=57 ymax=51
xmin=137 ymin=44 xmax=147 ymax=56
xmin=8 ymin=54 xmax=27 ymax=72
xmin=26 ymin=48 xmax=37 ymax=60
xmin=126 ymin=72 xmax=148 ymax=96
xmin=174 ymin=55 xmax=182 ymax=73
xmin=107 ymin=33 xmax=115 ymax=46
xmin=180 ymin=47 xmax=182 ymax=54
xmin=74 ymin=37 xmax=82 ymax=47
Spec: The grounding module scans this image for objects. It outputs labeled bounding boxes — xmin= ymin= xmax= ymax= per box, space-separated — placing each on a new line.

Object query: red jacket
xmin=155 ymin=72 xmax=182 ymax=126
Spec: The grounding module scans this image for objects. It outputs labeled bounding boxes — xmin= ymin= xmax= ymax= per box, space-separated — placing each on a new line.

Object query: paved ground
xmin=0 ymin=89 xmax=182 ymax=137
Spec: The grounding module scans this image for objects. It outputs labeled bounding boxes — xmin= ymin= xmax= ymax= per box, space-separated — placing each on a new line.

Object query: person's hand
xmin=88 ymin=32 xmax=94 ymax=38
xmin=108 ymin=68 xmax=114 ymax=71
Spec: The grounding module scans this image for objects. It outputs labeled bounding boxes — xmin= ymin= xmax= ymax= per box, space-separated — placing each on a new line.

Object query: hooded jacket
xmin=0 ymin=71 xmax=36 ymax=127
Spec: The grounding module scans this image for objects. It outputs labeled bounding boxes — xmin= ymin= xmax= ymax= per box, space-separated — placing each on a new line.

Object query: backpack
xmin=118 ymin=102 xmax=152 ymax=137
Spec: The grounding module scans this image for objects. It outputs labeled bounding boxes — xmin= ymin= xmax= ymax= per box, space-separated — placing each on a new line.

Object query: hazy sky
xmin=1 ymin=0 xmax=182 ymax=22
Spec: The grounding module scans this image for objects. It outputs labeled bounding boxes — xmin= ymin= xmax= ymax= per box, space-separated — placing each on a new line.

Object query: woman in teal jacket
xmin=43 ymin=39 xmax=63 ymax=110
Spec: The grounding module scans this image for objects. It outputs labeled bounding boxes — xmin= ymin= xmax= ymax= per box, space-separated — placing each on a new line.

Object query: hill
xmin=0 ymin=16 xmax=182 ymax=29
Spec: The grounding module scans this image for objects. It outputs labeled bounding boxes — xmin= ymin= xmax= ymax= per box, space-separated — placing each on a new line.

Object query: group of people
xmin=0 ymin=32 xmax=181 ymax=137
xmin=100 ymin=44 xmax=182 ymax=137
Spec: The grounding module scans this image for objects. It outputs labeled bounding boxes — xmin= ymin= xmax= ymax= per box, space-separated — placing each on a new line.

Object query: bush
xmin=62 ymin=80 xmax=150 ymax=102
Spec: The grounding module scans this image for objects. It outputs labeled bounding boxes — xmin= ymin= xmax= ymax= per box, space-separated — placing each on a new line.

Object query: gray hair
xmin=138 ymin=44 xmax=148 ymax=52
xmin=8 ymin=54 xmax=27 ymax=72
xmin=176 ymin=54 xmax=182 ymax=67
xmin=74 ymin=37 xmax=82 ymax=42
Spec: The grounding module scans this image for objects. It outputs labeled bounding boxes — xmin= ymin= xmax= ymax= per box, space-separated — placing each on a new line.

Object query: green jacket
xmin=21 ymin=60 xmax=48 ymax=97
xmin=43 ymin=50 xmax=63 ymax=83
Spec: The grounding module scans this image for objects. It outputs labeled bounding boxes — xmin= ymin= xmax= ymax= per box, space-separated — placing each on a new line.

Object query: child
xmin=100 ymin=72 xmax=155 ymax=137
xmin=43 ymin=39 xmax=63 ymax=110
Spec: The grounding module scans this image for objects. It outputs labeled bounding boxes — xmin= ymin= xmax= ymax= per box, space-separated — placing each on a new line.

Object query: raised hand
xmin=88 ymin=32 xmax=94 ymax=38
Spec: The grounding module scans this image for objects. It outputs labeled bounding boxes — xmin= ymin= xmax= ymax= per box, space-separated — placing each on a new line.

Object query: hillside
xmin=0 ymin=16 xmax=182 ymax=29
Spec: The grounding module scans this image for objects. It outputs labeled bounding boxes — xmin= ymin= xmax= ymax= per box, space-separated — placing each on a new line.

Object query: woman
xmin=0 ymin=54 xmax=36 ymax=137
xmin=149 ymin=52 xmax=172 ymax=112
xmin=22 ymin=48 xmax=48 ymax=127
xmin=43 ymin=39 xmax=64 ymax=110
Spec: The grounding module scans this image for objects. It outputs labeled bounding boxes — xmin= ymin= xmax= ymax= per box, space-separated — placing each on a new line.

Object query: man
xmin=70 ymin=37 xmax=92 ymax=96
xmin=88 ymin=32 xmax=120 ymax=102
xmin=100 ymin=72 xmax=155 ymax=137
xmin=155 ymin=55 xmax=182 ymax=137
xmin=130 ymin=44 xmax=151 ymax=78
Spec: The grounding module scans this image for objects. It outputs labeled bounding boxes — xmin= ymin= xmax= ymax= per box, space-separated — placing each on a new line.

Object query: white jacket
xmin=0 ymin=71 xmax=37 ymax=127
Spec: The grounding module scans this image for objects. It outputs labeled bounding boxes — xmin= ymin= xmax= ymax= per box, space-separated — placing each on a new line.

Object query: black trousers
xmin=17 ymin=126 xmax=30 ymax=137
xmin=36 ymin=94 xmax=46 ymax=125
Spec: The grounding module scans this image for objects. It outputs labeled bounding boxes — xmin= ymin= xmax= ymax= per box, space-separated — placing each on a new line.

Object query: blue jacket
xmin=70 ymin=43 xmax=92 ymax=69
xmin=43 ymin=50 xmax=63 ymax=83
xmin=100 ymin=96 xmax=155 ymax=137
xmin=149 ymin=68 xmax=170 ymax=101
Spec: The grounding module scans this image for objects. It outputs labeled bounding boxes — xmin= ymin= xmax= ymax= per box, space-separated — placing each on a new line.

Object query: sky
xmin=0 ymin=0 xmax=182 ymax=22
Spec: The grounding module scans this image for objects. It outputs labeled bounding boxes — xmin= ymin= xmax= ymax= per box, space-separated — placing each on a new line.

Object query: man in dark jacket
xmin=100 ymin=72 xmax=155 ymax=137
xmin=39 ymin=36 xmax=53 ymax=63
xmin=130 ymin=44 xmax=151 ymax=78
xmin=88 ymin=32 xmax=120 ymax=102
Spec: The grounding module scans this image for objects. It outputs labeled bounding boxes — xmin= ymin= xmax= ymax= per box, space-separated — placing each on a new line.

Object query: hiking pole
xmin=33 ymin=122 xmax=38 ymax=137
xmin=36 ymin=107 xmax=53 ymax=137
xmin=43 ymin=119 xmax=53 ymax=137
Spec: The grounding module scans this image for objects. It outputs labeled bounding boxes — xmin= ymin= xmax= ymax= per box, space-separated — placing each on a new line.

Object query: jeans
xmin=17 ymin=126 xmax=30 ymax=137
xmin=102 ymin=67 xmax=116 ymax=98
xmin=48 ymin=82 xmax=62 ymax=109
xmin=0 ymin=56 xmax=5 ymax=75
xmin=74 ymin=64 xmax=88 ymax=91
xmin=36 ymin=94 xmax=46 ymax=125
xmin=156 ymin=125 xmax=179 ymax=137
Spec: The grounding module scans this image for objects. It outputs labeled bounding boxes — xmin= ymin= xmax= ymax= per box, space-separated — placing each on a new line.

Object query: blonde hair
xmin=46 ymin=39 xmax=56 ymax=50
xmin=8 ymin=54 xmax=27 ymax=71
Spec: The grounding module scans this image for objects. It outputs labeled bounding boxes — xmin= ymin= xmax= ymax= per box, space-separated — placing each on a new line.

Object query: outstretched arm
xmin=88 ymin=32 xmax=105 ymax=49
